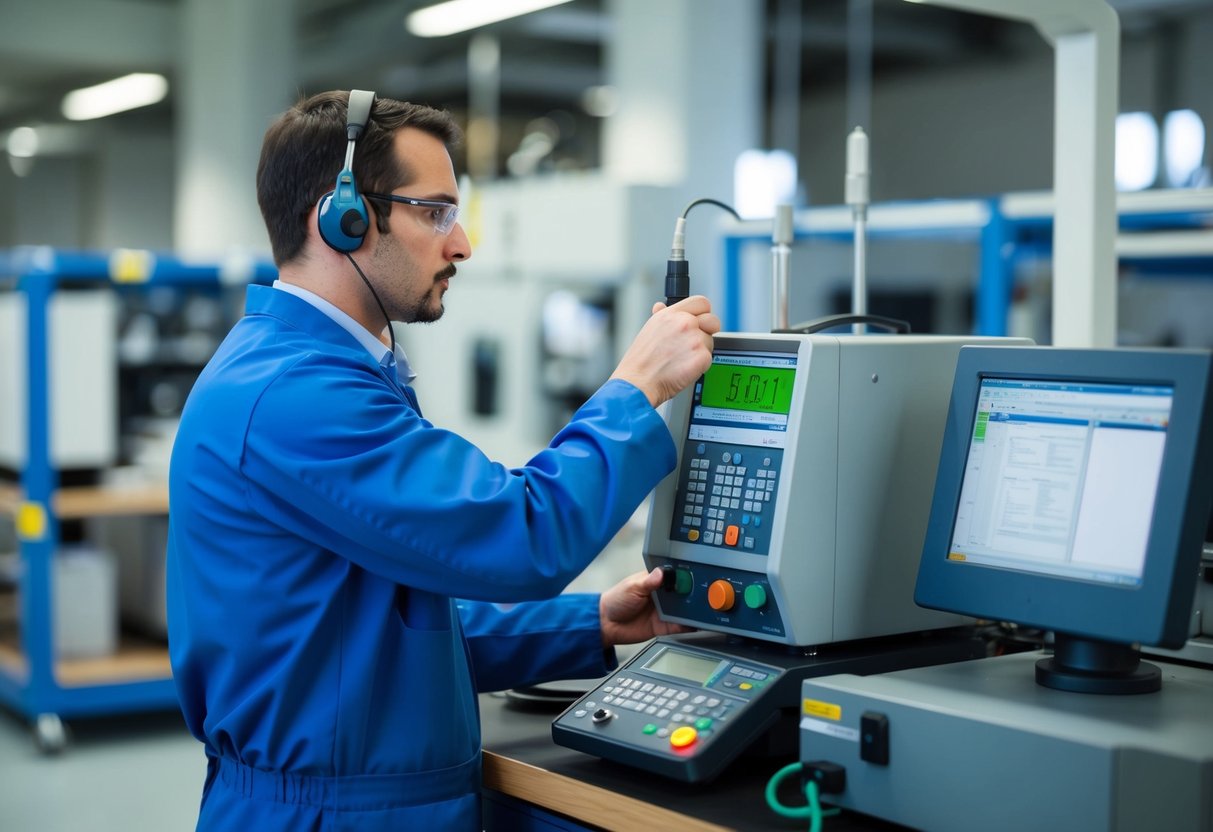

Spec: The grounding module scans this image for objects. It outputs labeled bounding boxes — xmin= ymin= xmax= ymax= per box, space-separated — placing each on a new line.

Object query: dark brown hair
xmin=256 ymin=90 xmax=461 ymax=265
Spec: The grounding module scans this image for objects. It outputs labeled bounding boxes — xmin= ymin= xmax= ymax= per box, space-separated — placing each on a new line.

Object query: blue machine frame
xmin=720 ymin=189 xmax=1213 ymax=336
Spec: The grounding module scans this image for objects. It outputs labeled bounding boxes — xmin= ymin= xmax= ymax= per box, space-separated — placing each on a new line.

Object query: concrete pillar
xmin=604 ymin=0 xmax=764 ymax=316
xmin=604 ymin=0 xmax=762 ymax=197
xmin=175 ymin=0 xmax=296 ymax=258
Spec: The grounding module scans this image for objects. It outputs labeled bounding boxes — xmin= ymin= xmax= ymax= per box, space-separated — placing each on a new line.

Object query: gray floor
xmin=0 ymin=517 xmax=649 ymax=832
xmin=0 ymin=708 xmax=204 ymax=831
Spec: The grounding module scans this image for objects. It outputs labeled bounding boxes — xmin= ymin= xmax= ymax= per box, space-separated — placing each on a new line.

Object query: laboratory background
xmin=1 ymin=0 xmax=1212 ymax=830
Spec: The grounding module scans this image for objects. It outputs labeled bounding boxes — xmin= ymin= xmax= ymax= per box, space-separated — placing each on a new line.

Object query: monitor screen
xmin=916 ymin=347 xmax=1213 ymax=694
xmin=947 ymin=378 xmax=1173 ymax=588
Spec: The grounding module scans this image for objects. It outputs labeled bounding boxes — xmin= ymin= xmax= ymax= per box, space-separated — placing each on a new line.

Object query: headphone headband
xmin=346 ymin=89 xmax=375 ymax=141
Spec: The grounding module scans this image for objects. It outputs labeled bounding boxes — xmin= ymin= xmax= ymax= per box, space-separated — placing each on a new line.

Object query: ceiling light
xmin=406 ymin=0 xmax=574 ymax=38
xmin=61 ymin=73 xmax=169 ymax=121
xmin=6 ymin=126 xmax=39 ymax=158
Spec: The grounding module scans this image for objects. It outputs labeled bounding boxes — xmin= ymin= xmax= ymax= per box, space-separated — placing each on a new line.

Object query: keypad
xmin=673 ymin=448 xmax=781 ymax=552
xmin=585 ymin=674 xmax=739 ymax=741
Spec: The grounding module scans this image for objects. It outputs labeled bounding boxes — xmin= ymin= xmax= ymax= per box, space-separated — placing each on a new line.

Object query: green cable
xmin=764 ymin=761 xmax=842 ymax=832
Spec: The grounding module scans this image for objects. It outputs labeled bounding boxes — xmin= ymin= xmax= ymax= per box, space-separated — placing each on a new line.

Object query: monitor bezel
xmin=915 ymin=346 xmax=1213 ymax=649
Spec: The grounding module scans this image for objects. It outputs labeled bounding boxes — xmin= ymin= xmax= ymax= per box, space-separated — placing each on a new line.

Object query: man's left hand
xmin=600 ymin=567 xmax=694 ymax=647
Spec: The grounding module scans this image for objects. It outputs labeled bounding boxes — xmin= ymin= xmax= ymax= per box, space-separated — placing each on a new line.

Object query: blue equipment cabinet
xmin=0 ymin=246 xmax=274 ymax=752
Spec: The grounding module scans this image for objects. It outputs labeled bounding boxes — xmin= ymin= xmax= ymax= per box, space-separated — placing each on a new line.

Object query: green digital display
xmin=700 ymin=362 xmax=795 ymax=414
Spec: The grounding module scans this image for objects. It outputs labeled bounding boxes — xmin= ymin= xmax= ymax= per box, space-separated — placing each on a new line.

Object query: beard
xmin=407 ymin=264 xmax=457 ymax=323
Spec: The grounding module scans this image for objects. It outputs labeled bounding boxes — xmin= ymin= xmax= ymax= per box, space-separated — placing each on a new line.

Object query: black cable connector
xmin=664 ymin=259 xmax=690 ymax=307
xmin=663 ymin=197 xmax=741 ymax=307
xmin=802 ymin=760 xmax=847 ymax=795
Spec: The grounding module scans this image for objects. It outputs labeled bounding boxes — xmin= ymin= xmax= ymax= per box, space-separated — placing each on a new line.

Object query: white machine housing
xmin=643 ymin=332 xmax=1030 ymax=646
xmin=0 ymin=290 xmax=118 ymax=471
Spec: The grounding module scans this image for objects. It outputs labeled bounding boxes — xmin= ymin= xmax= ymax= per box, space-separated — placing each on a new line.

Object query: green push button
xmin=744 ymin=584 xmax=768 ymax=609
xmin=642 ymin=723 xmax=658 ymax=735
xmin=694 ymin=717 xmax=713 ymax=731
xmin=674 ymin=569 xmax=694 ymax=595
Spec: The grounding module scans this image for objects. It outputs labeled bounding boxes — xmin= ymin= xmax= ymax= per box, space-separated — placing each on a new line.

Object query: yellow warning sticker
xmin=109 ymin=249 xmax=155 ymax=284
xmin=802 ymin=698 xmax=842 ymax=721
xmin=16 ymin=501 xmax=47 ymax=541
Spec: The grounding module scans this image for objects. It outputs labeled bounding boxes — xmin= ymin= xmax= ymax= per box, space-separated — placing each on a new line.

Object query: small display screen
xmin=643 ymin=648 xmax=722 ymax=685
xmin=700 ymin=362 xmax=795 ymax=414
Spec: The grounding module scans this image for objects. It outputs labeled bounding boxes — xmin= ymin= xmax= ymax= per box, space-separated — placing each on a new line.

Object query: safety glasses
xmin=365 ymin=192 xmax=460 ymax=235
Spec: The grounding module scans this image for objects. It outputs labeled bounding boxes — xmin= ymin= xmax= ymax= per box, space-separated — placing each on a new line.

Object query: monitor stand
xmin=1035 ymin=632 xmax=1161 ymax=694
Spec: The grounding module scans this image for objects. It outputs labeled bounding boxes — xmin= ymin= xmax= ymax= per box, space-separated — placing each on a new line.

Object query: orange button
xmin=708 ymin=579 xmax=736 ymax=611
xmin=670 ymin=726 xmax=698 ymax=749
xmin=688 ymin=529 xmax=700 ymax=542
xmin=724 ymin=525 xmax=740 ymax=546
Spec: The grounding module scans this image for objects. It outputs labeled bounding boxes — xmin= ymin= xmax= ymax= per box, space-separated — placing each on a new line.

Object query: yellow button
xmin=669 ymin=726 xmax=698 ymax=749
xmin=739 ymin=682 xmax=753 ymax=691
xmin=688 ymin=529 xmax=700 ymax=542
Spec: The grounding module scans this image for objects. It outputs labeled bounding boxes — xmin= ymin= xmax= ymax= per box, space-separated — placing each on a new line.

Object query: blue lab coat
xmin=167 ymin=286 xmax=676 ymax=830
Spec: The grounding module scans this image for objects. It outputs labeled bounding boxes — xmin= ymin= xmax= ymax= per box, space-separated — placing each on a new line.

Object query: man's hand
xmin=609 ymin=296 xmax=720 ymax=408
xmin=600 ymin=567 xmax=695 ymax=647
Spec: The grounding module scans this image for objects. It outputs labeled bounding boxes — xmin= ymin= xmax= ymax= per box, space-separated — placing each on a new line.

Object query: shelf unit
xmin=0 ymin=246 xmax=274 ymax=750
xmin=720 ymin=187 xmax=1213 ymax=336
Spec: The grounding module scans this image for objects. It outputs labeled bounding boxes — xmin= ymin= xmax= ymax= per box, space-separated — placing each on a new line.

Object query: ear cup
xmin=318 ymin=174 xmax=369 ymax=252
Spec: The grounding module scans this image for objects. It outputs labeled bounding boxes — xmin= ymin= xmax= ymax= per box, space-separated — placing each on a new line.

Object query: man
xmin=166 ymin=89 xmax=719 ymax=830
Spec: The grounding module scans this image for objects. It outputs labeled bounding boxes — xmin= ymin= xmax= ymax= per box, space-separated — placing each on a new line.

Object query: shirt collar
xmin=273 ymin=280 xmax=416 ymax=383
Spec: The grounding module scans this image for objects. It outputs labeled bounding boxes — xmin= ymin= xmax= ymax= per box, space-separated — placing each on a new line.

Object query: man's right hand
xmin=609 ymin=295 xmax=720 ymax=408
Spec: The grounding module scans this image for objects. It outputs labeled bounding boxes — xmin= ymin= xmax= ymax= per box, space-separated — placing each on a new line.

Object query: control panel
xmin=654 ymin=560 xmax=787 ymax=639
xmin=644 ymin=333 xmax=1021 ymax=645
xmin=552 ymin=638 xmax=785 ymax=783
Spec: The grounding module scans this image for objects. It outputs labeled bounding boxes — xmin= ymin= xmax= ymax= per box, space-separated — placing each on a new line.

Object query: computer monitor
xmin=916 ymin=347 xmax=1213 ymax=694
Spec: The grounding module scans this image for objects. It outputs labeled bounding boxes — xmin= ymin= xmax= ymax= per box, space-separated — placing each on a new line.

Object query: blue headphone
xmin=317 ymin=89 xmax=377 ymax=252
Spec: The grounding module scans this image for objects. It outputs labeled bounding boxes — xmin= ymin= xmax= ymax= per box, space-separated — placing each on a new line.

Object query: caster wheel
xmin=34 ymin=713 xmax=68 ymax=755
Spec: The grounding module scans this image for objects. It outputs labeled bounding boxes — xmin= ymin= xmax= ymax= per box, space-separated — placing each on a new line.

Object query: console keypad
xmin=673 ymin=445 xmax=781 ymax=552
